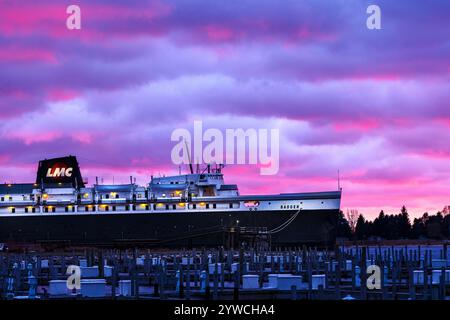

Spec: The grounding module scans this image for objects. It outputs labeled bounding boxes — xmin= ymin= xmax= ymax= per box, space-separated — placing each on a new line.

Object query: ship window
xmin=0 ymin=197 xmax=3 ymax=201
xmin=65 ymin=207 xmax=69 ymax=212
xmin=105 ymin=206 xmax=109 ymax=211
xmin=126 ymin=205 xmax=130 ymax=211
xmin=213 ymin=204 xmax=217 ymax=209
xmin=85 ymin=206 xmax=89 ymax=212
xmin=193 ymin=204 xmax=197 ymax=209
xmin=145 ymin=205 xmax=149 ymax=210
xmin=25 ymin=207 xmax=29 ymax=213
xmin=112 ymin=206 xmax=116 ymax=211
xmin=11 ymin=208 xmax=15 ymax=213
xmin=32 ymin=208 xmax=36 ymax=213
xmin=44 ymin=207 xmax=49 ymax=213
xmin=206 ymin=204 xmax=210 ymax=209
xmin=153 ymin=204 xmax=156 ymax=210
xmin=165 ymin=205 xmax=169 ymax=210
xmin=173 ymin=204 xmax=176 ymax=210
xmin=52 ymin=207 xmax=56 ymax=213
xmin=229 ymin=203 xmax=233 ymax=209
xmin=132 ymin=205 xmax=136 ymax=210
xmin=105 ymin=194 xmax=109 ymax=199
xmin=116 ymin=194 xmax=119 ymax=199
xmin=9 ymin=196 xmax=12 ymax=201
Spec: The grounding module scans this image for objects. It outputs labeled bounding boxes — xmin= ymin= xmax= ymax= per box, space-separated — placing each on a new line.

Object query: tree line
xmin=335 ymin=206 xmax=450 ymax=240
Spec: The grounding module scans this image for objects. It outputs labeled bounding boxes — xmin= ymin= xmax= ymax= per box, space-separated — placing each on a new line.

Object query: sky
xmin=0 ymin=0 xmax=449 ymax=219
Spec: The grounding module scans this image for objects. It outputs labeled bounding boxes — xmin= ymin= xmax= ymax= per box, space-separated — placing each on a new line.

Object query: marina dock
xmin=1 ymin=244 xmax=449 ymax=300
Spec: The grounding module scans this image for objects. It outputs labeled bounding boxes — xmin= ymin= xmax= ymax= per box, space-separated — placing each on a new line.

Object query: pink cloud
xmin=0 ymin=48 xmax=57 ymax=63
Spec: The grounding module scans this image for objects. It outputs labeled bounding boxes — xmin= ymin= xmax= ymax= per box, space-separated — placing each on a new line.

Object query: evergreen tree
xmin=411 ymin=216 xmax=426 ymax=239
xmin=355 ymin=214 xmax=368 ymax=240
xmin=335 ymin=210 xmax=352 ymax=238
xmin=399 ymin=206 xmax=412 ymax=238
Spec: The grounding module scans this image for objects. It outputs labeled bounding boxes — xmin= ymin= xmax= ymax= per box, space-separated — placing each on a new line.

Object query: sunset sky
xmin=0 ymin=0 xmax=449 ymax=219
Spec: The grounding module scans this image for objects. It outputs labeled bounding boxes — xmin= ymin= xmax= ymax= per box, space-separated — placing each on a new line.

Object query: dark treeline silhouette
xmin=335 ymin=206 xmax=450 ymax=240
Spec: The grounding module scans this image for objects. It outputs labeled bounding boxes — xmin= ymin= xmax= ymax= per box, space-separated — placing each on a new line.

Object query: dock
xmin=1 ymin=244 xmax=449 ymax=300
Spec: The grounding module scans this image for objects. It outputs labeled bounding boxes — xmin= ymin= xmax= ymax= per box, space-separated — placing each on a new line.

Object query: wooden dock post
xmin=213 ymin=263 xmax=219 ymax=300
xmin=291 ymin=285 xmax=298 ymax=300
xmin=111 ymin=259 xmax=117 ymax=299
xmin=179 ymin=265 xmax=185 ymax=299
xmin=233 ymin=270 xmax=240 ymax=301
xmin=360 ymin=246 xmax=367 ymax=300
xmin=186 ymin=256 xmax=191 ymax=300
xmin=98 ymin=250 xmax=104 ymax=278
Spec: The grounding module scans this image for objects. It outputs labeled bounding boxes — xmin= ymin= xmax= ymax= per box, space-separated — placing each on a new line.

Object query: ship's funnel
xmin=35 ymin=155 xmax=85 ymax=188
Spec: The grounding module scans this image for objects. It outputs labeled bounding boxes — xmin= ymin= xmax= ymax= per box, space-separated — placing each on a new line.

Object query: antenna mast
xmin=184 ymin=139 xmax=194 ymax=174
xmin=338 ymin=170 xmax=341 ymax=190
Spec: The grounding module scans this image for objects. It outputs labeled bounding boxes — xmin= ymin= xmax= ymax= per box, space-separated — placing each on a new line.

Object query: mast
xmin=338 ymin=170 xmax=341 ymax=190
xmin=184 ymin=139 xmax=194 ymax=174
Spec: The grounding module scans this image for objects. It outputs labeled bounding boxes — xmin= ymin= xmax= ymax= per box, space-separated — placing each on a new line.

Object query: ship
xmin=0 ymin=156 xmax=341 ymax=250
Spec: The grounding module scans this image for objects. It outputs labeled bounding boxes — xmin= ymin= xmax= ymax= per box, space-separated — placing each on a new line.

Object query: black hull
xmin=0 ymin=209 xmax=338 ymax=248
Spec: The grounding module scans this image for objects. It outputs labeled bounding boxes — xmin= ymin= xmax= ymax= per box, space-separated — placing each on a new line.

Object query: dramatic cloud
xmin=0 ymin=0 xmax=449 ymax=219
